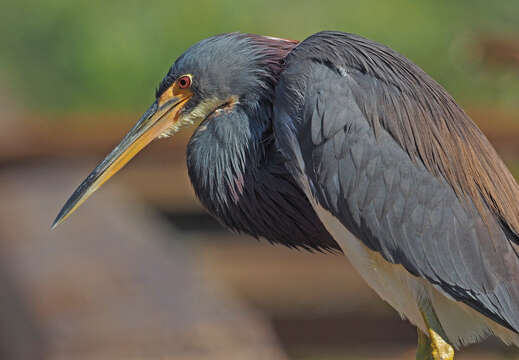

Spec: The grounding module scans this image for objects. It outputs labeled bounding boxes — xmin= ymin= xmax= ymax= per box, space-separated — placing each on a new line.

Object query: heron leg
xmin=417 ymin=300 xmax=455 ymax=360
xmin=416 ymin=328 xmax=433 ymax=360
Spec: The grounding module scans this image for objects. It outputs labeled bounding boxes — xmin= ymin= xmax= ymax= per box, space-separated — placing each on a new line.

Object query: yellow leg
xmin=417 ymin=300 xmax=455 ymax=360
xmin=427 ymin=327 xmax=454 ymax=360
xmin=416 ymin=329 xmax=433 ymax=360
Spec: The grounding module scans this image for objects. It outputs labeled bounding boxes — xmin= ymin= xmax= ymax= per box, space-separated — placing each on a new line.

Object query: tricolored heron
xmin=53 ymin=32 xmax=519 ymax=359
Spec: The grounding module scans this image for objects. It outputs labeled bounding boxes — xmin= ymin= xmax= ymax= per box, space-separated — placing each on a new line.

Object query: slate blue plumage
xmin=178 ymin=34 xmax=340 ymax=251
xmin=54 ymin=30 xmax=519 ymax=355
xmin=175 ymin=31 xmax=519 ymax=335
xmin=273 ymin=31 xmax=519 ymax=333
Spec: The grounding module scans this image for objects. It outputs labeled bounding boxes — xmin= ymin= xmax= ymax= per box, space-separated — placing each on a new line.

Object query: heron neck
xmin=186 ymin=100 xmax=270 ymax=219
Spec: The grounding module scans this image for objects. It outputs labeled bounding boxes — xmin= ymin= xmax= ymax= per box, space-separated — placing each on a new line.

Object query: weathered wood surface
xmin=0 ymin=164 xmax=288 ymax=360
xmin=1 ymin=106 xmax=518 ymax=164
xmin=0 ymin=256 xmax=47 ymax=359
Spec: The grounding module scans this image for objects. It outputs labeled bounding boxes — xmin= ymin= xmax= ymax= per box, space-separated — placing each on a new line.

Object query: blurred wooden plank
xmin=2 ymin=106 xmax=515 ymax=212
xmin=56 ymin=158 xmax=204 ymax=212
xmin=0 ymin=164 xmax=288 ymax=360
xmin=2 ymin=107 xmax=518 ymax=164
xmin=196 ymin=238 xmax=393 ymax=317
xmin=196 ymin=238 xmax=519 ymax=360
xmin=0 ymin=257 xmax=47 ymax=359
xmin=0 ymin=114 xmax=193 ymax=163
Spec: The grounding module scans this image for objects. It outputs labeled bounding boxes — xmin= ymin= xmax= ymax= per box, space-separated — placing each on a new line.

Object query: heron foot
xmin=417 ymin=300 xmax=455 ymax=360
xmin=416 ymin=328 xmax=454 ymax=360
xmin=428 ymin=328 xmax=454 ymax=360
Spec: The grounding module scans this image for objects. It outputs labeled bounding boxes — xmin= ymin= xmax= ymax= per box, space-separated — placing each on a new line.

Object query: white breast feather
xmin=313 ymin=204 xmax=519 ymax=348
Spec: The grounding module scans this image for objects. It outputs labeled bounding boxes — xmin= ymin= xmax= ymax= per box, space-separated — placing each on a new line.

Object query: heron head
xmin=157 ymin=33 xmax=297 ymax=134
xmin=52 ymin=33 xmax=296 ymax=228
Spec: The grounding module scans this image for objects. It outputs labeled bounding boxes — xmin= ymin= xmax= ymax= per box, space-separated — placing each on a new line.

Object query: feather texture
xmin=273 ymin=31 xmax=519 ymax=335
xmin=280 ymin=31 xmax=519 ymax=240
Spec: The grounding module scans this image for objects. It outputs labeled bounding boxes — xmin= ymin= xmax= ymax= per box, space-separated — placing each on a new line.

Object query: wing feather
xmin=274 ymin=31 xmax=519 ymax=332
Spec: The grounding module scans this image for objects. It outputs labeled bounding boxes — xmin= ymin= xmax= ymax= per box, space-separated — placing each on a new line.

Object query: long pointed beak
xmin=52 ymin=95 xmax=190 ymax=229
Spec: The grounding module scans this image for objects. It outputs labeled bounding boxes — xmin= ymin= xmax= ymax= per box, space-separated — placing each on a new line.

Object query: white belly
xmin=313 ymin=204 xmax=519 ymax=348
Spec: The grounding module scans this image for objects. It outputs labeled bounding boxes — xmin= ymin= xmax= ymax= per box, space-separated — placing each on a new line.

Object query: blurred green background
xmin=1 ymin=1 xmax=519 ymax=360
xmin=2 ymin=0 xmax=519 ymax=114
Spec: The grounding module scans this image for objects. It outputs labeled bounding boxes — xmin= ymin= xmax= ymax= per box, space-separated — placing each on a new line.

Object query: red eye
xmin=178 ymin=76 xmax=191 ymax=89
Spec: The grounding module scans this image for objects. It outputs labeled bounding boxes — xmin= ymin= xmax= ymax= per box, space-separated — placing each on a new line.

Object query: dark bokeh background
xmin=1 ymin=1 xmax=519 ymax=359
